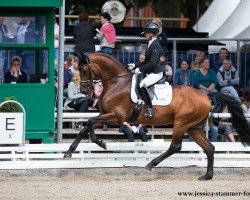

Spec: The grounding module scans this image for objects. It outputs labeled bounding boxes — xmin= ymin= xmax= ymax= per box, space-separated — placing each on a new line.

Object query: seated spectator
xmin=139 ymin=52 xmax=145 ymax=62
xmin=64 ymin=70 xmax=93 ymax=113
xmin=119 ymin=122 xmax=148 ymax=142
xmin=217 ymin=58 xmax=241 ymax=103
xmin=160 ymin=55 xmax=172 ymax=82
xmin=218 ymin=106 xmax=235 ymax=142
xmin=173 ymin=59 xmax=193 ymax=87
xmin=193 ymin=57 xmax=218 ymax=105
xmin=190 ymin=51 xmax=205 ymax=71
xmin=92 ymin=80 xmax=103 ymax=109
xmin=4 ymin=56 xmax=28 ymax=83
xmin=213 ymin=47 xmax=229 ymax=73
xmin=64 ymin=54 xmax=76 ymax=87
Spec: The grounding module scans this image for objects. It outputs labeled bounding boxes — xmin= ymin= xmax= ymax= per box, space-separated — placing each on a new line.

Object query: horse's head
xmin=79 ymin=52 xmax=130 ymax=83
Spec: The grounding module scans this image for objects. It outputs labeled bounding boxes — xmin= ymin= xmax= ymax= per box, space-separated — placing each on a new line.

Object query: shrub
xmin=0 ymin=96 xmax=20 ymax=112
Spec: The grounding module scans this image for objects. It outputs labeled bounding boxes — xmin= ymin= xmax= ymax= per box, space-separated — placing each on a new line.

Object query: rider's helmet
xmin=142 ymin=22 xmax=159 ymax=35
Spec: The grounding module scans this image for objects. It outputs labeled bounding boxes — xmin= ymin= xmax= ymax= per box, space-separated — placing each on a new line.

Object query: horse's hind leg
xmin=145 ymin=132 xmax=184 ymax=171
xmin=64 ymin=126 xmax=90 ymax=158
xmin=187 ymin=128 xmax=215 ymax=180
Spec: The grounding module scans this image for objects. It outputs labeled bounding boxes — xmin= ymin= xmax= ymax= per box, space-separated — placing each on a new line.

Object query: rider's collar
xmin=148 ymin=37 xmax=157 ymax=48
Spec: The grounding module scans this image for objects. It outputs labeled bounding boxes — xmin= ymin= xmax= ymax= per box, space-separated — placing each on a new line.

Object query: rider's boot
xmin=140 ymin=85 xmax=155 ymax=118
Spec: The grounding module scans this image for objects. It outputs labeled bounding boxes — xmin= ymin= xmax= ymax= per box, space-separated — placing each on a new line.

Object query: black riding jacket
xmin=135 ymin=39 xmax=164 ymax=74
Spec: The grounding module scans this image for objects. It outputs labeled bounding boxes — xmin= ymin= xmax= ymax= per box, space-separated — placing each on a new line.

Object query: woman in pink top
xmin=96 ymin=12 xmax=116 ymax=55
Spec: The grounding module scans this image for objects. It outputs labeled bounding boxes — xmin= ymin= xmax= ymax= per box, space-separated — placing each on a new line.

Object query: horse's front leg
xmin=64 ymin=126 xmax=90 ymax=158
xmin=87 ymin=113 xmax=119 ymax=150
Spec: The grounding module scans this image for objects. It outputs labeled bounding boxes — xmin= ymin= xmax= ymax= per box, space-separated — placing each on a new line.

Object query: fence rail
xmin=0 ymin=142 xmax=250 ymax=169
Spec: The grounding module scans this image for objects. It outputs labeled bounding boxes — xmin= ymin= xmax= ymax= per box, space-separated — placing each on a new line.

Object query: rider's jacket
xmin=135 ymin=39 xmax=164 ymax=74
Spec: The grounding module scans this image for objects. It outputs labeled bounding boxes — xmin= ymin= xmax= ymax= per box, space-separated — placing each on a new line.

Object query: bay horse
xmin=64 ymin=53 xmax=250 ymax=180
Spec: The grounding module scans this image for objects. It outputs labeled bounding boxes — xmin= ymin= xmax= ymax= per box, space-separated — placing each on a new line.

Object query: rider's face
xmin=144 ymin=32 xmax=152 ymax=40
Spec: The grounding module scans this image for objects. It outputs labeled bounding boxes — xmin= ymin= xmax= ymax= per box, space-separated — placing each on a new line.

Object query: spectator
xmin=190 ymin=51 xmax=205 ymax=71
xmin=15 ymin=17 xmax=36 ymax=78
xmin=73 ymin=13 xmax=95 ymax=64
xmin=193 ymin=57 xmax=218 ymax=105
xmin=213 ymin=47 xmax=229 ymax=73
xmin=160 ymin=55 xmax=172 ymax=83
xmin=0 ymin=16 xmax=8 ymax=81
xmin=64 ymin=55 xmax=78 ymax=89
xmin=92 ymin=81 xmax=103 ymax=109
xmin=152 ymin=18 xmax=168 ymax=56
xmin=4 ymin=56 xmax=28 ymax=83
xmin=173 ymin=59 xmax=193 ymax=87
xmin=119 ymin=122 xmax=148 ymax=142
xmin=218 ymin=106 xmax=236 ymax=142
xmin=139 ymin=52 xmax=145 ymax=62
xmin=96 ymin=12 xmax=116 ymax=55
xmin=64 ymin=70 xmax=93 ymax=113
xmin=217 ymin=58 xmax=241 ymax=103
xmin=54 ymin=17 xmax=59 ymax=62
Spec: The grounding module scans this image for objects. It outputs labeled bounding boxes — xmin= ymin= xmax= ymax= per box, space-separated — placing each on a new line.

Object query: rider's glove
xmin=131 ymin=126 xmax=139 ymax=133
xmin=127 ymin=63 xmax=135 ymax=70
xmin=134 ymin=68 xmax=141 ymax=74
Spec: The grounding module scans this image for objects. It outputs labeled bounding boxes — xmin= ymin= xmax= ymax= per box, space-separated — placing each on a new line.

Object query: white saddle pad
xmin=131 ymin=75 xmax=172 ymax=106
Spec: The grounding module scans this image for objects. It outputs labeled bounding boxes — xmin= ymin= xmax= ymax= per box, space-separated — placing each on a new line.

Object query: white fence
xmin=0 ymin=142 xmax=250 ymax=169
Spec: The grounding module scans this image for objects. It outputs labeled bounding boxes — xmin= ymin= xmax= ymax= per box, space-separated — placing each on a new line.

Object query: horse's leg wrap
xmin=145 ymin=142 xmax=182 ymax=171
xmin=198 ymin=145 xmax=214 ymax=180
xmin=90 ymin=130 xmax=107 ymax=150
xmin=64 ymin=126 xmax=90 ymax=158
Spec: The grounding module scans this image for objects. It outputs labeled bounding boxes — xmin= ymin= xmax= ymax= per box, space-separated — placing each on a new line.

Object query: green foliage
xmin=0 ymin=97 xmax=20 ymax=113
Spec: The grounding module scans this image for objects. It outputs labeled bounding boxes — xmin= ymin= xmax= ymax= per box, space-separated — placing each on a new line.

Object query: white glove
xmin=128 ymin=63 xmax=135 ymax=70
xmin=131 ymin=126 xmax=139 ymax=133
xmin=134 ymin=68 xmax=141 ymax=74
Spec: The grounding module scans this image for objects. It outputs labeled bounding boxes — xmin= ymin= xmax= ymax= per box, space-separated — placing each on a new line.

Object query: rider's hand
xmin=131 ymin=126 xmax=139 ymax=133
xmin=134 ymin=68 xmax=141 ymax=74
xmin=127 ymin=63 xmax=135 ymax=70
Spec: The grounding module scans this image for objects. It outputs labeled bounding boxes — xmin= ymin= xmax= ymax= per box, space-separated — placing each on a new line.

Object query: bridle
xmin=83 ymin=61 xmax=132 ymax=84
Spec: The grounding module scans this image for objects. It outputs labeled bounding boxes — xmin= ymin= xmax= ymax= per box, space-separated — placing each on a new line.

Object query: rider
xmin=128 ymin=22 xmax=164 ymax=118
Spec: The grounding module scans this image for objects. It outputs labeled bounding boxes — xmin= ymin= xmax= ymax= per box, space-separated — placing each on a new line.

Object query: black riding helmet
xmin=141 ymin=22 xmax=159 ymax=35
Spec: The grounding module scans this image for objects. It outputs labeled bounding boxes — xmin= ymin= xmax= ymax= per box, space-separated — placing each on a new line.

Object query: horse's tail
xmin=208 ymin=92 xmax=250 ymax=146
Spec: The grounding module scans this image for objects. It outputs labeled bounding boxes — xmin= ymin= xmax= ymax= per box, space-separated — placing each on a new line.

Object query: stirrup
xmin=144 ymin=107 xmax=155 ymax=118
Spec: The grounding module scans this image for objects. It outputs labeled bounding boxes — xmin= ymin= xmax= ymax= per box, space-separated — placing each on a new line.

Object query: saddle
xmin=135 ymin=73 xmax=166 ymax=101
xmin=131 ymin=74 xmax=172 ymax=106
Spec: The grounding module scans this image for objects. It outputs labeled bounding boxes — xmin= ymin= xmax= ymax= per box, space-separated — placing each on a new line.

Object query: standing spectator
xmin=190 ymin=51 xmax=205 ymax=71
xmin=96 ymin=12 xmax=116 ymax=55
xmin=152 ymin=18 xmax=168 ymax=56
xmin=74 ymin=13 xmax=95 ymax=64
xmin=173 ymin=59 xmax=193 ymax=87
xmin=54 ymin=17 xmax=59 ymax=62
xmin=160 ymin=55 xmax=172 ymax=82
xmin=139 ymin=52 xmax=145 ymax=62
xmin=119 ymin=122 xmax=148 ymax=142
xmin=213 ymin=47 xmax=229 ymax=73
xmin=193 ymin=58 xmax=218 ymax=105
xmin=64 ymin=70 xmax=92 ymax=113
xmin=217 ymin=58 xmax=241 ymax=103
xmin=4 ymin=56 xmax=28 ymax=83
xmin=0 ymin=16 xmax=8 ymax=82
xmin=15 ymin=16 xmax=36 ymax=78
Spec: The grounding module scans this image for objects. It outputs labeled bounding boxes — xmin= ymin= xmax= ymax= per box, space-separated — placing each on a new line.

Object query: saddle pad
xmin=131 ymin=75 xmax=172 ymax=106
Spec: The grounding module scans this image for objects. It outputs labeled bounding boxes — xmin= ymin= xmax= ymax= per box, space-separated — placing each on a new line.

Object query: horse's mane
xmin=89 ymin=53 xmax=129 ymax=72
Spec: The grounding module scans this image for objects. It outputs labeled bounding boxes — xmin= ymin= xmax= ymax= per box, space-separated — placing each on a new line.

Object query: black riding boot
xmin=140 ymin=86 xmax=155 ymax=118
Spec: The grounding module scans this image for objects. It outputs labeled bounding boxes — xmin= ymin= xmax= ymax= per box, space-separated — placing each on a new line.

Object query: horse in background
xmin=64 ymin=53 xmax=250 ymax=180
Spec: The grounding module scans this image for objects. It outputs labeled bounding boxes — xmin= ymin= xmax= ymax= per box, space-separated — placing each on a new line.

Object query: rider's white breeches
xmin=140 ymin=72 xmax=163 ymax=88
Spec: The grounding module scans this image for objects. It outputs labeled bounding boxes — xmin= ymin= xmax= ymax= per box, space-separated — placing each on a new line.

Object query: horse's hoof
xmin=63 ymin=152 xmax=72 ymax=158
xmin=198 ymin=173 xmax=213 ymax=181
xmin=100 ymin=140 xmax=107 ymax=150
xmin=145 ymin=163 xmax=153 ymax=171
